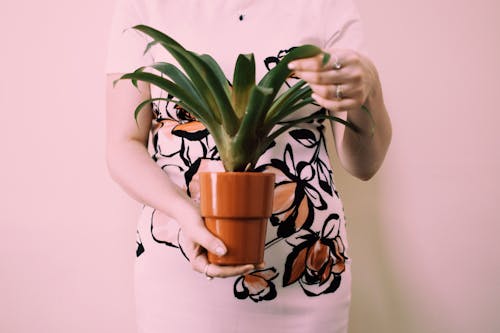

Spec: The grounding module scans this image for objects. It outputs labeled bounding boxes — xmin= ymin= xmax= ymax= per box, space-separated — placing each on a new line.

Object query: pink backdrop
xmin=1 ymin=0 xmax=499 ymax=332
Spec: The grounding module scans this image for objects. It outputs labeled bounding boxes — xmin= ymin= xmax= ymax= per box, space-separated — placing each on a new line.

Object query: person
xmin=105 ymin=0 xmax=392 ymax=332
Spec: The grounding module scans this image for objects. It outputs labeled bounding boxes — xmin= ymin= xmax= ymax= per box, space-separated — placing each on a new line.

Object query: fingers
xmin=207 ymin=263 xmax=256 ymax=279
xmin=180 ymin=228 xmax=261 ymax=279
xmin=190 ymin=248 xmax=256 ymax=278
xmin=311 ymin=93 xmax=359 ymax=112
xmin=173 ymin=207 xmax=265 ymax=279
xmin=182 ymin=218 xmax=227 ymax=257
xmin=309 ymin=82 xmax=362 ymax=100
xmin=292 ymin=67 xmax=350 ymax=85
xmin=288 ymin=49 xmax=358 ymax=72
xmin=308 ymin=81 xmax=365 ymax=112
xmin=288 ymin=48 xmax=370 ymax=112
xmin=204 ymin=261 xmax=267 ymax=279
xmin=288 ymin=54 xmax=326 ymax=71
xmin=254 ymin=262 xmax=266 ymax=270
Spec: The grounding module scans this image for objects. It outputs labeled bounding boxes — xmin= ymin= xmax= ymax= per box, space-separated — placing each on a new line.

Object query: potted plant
xmin=115 ymin=25 xmax=358 ymax=265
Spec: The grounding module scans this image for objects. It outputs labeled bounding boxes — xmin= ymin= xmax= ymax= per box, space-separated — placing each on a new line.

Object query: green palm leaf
xmin=188 ymin=50 xmax=239 ymax=136
xmin=118 ymin=25 xmax=364 ymax=172
xmin=257 ymin=113 xmax=359 ymax=158
xmin=199 ymin=54 xmax=231 ymax=97
xmin=132 ymin=25 xmax=223 ymax=124
xmin=150 ymin=62 xmax=203 ymax=104
xmin=258 ymin=44 xmax=323 ymax=89
xmin=132 ymin=25 xmax=239 ymax=135
xmin=264 ymin=80 xmax=310 ymax=125
xmin=232 ymin=54 xmax=256 ymax=119
xmin=118 ymin=71 xmax=213 ymax=125
xmin=132 ymin=97 xmax=170 ymax=123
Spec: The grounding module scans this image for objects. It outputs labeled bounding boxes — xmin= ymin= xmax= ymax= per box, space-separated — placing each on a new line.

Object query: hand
xmin=289 ymin=49 xmax=392 ymax=181
xmin=178 ymin=223 xmax=259 ymax=279
xmin=173 ymin=204 xmax=260 ymax=278
xmin=288 ymin=48 xmax=377 ymax=113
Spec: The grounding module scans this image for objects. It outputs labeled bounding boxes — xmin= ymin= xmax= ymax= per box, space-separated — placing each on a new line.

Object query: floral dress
xmin=106 ymin=0 xmax=364 ymax=332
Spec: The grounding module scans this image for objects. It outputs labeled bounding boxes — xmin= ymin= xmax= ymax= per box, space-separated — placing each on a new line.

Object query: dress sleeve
xmin=322 ymin=0 xmax=365 ymax=52
xmin=105 ymin=0 xmax=153 ymax=74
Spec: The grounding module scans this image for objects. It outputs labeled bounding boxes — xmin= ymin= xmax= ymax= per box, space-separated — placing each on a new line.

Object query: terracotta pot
xmin=199 ymin=172 xmax=275 ymax=265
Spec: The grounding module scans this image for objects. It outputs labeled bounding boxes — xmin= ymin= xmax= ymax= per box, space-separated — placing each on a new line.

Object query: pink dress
xmin=106 ymin=1 xmax=364 ymax=332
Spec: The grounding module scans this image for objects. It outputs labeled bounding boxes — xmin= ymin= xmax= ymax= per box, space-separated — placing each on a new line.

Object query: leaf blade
xmin=232 ymin=54 xmax=256 ymax=119
xmin=117 ymin=71 xmax=214 ymax=125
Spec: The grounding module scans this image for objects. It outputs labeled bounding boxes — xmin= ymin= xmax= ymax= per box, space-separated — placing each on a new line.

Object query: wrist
xmin=159 ymin=190 xmax=201 ymax=225
xmin=349 ymin=73 xmax=382 ymax=136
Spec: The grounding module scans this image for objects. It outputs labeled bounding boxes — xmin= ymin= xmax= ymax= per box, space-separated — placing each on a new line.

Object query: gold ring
xmin=336 ymin=84 xmax=343 ymax=100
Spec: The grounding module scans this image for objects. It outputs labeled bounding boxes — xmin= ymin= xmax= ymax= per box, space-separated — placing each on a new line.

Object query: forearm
xmin=333 ymin=68 xmax=392 ymax=180
xmin=288 ymin=50 xmax=392 ymax=180
xmin=106 ymin=139 xmax=200 ymax=222
xmin=104 ymin=75 xmax=246 ymax=272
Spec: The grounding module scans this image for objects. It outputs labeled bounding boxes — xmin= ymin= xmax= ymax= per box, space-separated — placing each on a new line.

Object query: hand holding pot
xmin=175 ymin=204 xmax=258 ymax=278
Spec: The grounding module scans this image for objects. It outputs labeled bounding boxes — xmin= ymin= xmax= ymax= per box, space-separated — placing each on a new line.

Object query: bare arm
xmin=106 ymin=74 xmax=256 ymax=277
xmin=289 ymin=51 xmax=392 ymax=180
xmin=105 ymin=75 xmax=196 ymax=222
xmin=330 ymin=54 xmax=392 ymax=180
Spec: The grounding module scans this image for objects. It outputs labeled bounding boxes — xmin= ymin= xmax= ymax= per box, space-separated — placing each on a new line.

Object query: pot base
xmin=200 ymin=172 xmax=275 ymax=266
xmin=205 ymin=217 xmax=267 ymax=265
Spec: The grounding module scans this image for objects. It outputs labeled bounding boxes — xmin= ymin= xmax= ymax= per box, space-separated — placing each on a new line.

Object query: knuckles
xmin=350 ymin=69 xmax=363 ymax=82
xmin=309 ymin=72 xmax=324 ymax=83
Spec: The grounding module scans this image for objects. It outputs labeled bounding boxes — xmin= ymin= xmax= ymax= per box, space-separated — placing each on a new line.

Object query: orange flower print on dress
xmin=257 ymin=143 xmax=327 ymax=238
xmin=234 ymin=268 xmax=279 ymax=302
xmin=151 ymin=101 xmax=220 ymax=197
xmin=283 ymin=214 xmax=347 ymax=296
xmin=154 ymin=111 xmax=208 ymax=144
xmin=170 ymin=105 xmax=208 ymax=141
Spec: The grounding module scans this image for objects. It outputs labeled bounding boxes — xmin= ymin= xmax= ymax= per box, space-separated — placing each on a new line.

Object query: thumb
xmin=188 ymin=223 xmax=227 ymax=257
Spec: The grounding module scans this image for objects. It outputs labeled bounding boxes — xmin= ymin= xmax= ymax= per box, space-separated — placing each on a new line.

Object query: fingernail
xmin=215 ymin=246 xmax=226 ymax=256
xmin=287 ymin=62 xmax=296 ymax=70
xmin=244 ymin=265 xmax=255 ymax=274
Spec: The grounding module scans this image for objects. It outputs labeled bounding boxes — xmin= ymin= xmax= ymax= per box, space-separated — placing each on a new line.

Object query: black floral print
xmin=141 ymin=48 xmax=349 ymax=303
xmin=136 ymin=230 xmax=145 ymax=257
xmin=257 ymin=143 xmax=328 ymax=239
xmin=283 ymin=214 xmax=347 ymax=296
xmin=234 ymin=268 xmax=279 ymax=302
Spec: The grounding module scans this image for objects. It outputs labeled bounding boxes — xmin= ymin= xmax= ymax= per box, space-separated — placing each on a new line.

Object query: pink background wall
xmin=1 ymin=0 xmax=499 ymax=332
